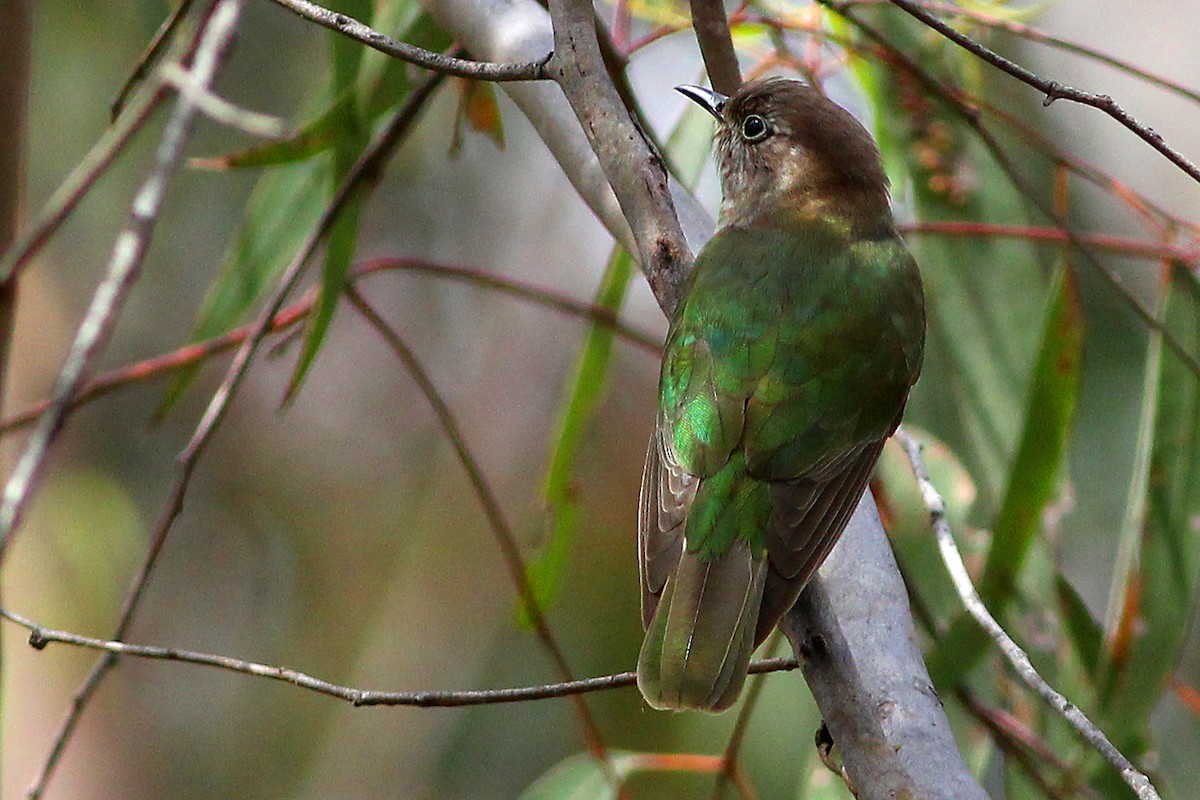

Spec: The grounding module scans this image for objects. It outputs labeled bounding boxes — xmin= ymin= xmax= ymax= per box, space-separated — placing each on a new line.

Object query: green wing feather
xmin=637 ymin=222 xmax=924 ymax=712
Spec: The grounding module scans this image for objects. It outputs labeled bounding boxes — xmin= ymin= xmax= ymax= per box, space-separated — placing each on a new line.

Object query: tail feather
xmin=637 ymin=541 xmax=767 ymax=712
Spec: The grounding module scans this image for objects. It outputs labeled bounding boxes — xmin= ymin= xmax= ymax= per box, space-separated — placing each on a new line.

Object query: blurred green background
xmin=3 ymin=1 xmax=1199 ymax=799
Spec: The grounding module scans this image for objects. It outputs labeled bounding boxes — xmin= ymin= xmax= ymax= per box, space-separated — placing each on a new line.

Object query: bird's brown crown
xmin=714 ymin=77 xmax=892 ymax=237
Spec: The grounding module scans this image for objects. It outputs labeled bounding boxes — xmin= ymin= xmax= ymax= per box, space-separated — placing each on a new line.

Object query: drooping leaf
xmin=1092 ymin=266 xmax=1200 ymax=782
xmin=839 ymin=5 xmax=1051 ymax=521
xmin=158 ymin=157 xmax=332 ymax=417
xmin=161 ymin=1 xmax=449 ymax=414
xmin=520 ymin=248 xmax=636 ymax=626
xmin=929 ymin=265 xmax=1085 ymax=683
xmin=1054 ymin=573 xmax=1103 ymax=678
xmin=188 ymin=98 xmax=351 ymax=170
xmin=279 ymin=0 xmax=374 ymax=399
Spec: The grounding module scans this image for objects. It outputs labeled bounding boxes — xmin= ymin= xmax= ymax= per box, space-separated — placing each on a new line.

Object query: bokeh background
xmin=3 ymin=1 xmax=1199 ymax=798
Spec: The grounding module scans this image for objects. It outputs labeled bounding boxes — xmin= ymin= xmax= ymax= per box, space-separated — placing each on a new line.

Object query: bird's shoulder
xmin=659 ymin=221 xmax=922 ymax=479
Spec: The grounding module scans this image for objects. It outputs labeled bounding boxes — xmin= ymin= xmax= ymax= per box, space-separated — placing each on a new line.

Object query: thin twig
xmin=265 ymin=0 xmax=550 ymax=81
xmin=0 ymin=0 xmax=242 ymax=563
xmin=884 ymin=0 xmax=1200 ymax=186
xmin=898 ymin=221 xmax=1199 ymax=266
xmin=745 ymin=11 xmax=1200 ymax=240
xmin=0 ymin=257 xmax=661 ymax=436
xmin=1 ymin=604 xmax=799 ymax=706
xmin=158 ymin=62 xmax=287 ymax=138
xmin=22 ymin=63 xmax=448 ymax=800
xmin=842 ymin=0 xmax=1200 ymax=106
xmin=0 ymin=78 xmax=165 ymax=287
xmin=896 ymin=429 xmax=1162 ymax=800
xmin=111 ymin=0 xmax=196 ymax=119
xmin=690 ymin=0 xmax=742 ymax=95
xmin=345 ymin=288 xmax=613 ymax=763
xmin=958 ymin=688 xmax=1103 ymax=800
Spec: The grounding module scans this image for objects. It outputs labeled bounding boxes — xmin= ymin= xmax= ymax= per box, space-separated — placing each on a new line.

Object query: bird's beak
xmin=675 ymin=84 xmax=728 ymax=121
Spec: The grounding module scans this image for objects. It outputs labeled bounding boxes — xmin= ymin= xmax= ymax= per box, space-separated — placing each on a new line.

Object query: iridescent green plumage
xmin=637 ymin=78 xmax=925 ymax=712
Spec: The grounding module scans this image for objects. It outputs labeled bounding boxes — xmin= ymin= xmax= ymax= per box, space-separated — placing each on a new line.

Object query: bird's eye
xmin=740 ymin=114 xmax=769 ymax=142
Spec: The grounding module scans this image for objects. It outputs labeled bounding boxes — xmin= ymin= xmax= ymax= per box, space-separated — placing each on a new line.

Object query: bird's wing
xmin=638 ymin=429 xmax=695 ymax=627
xmin=754 ymin=439 xmax=884 ymax=644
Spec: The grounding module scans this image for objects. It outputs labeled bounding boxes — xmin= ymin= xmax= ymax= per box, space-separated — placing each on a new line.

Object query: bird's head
xmin=677 ymin=77 xmax=891 ymax=235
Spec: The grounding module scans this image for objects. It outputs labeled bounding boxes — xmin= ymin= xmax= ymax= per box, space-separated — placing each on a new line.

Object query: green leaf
xmin=843 ymin=6 xmax=1051 ymax=520
xmin=518 ymin=752 xmax=640 ymax=800
xmin=521 ymin=248 xmax=636 ymax=624
xmin=284 ymin=0 xmax=375 ymax=398
xmin=1093 ymin=267 xmax=1200 ymax=771
xmin=161 ymin=1 xmax=445 ymax=415
xmin=158 ymin=157 xmax=331 ymax=416
xmin=980 ymin=266 xmax=1084 ymax=602
xmin=928 ymin=265 xmax=1084 ymax=684
xmin=190 ymin=95 xmax=355 ymax=170
xmin=1054 ymin=574 xmax=1103 ymax=678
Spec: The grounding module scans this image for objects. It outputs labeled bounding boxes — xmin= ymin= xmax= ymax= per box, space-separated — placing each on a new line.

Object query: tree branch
xmin=896 ymin=429 xmax=1162 ymax=800
xmin=690 ymin=0 xmax=742 ymax=95
xmin=0 ymin=604 xmax=798 ymax=706
xmin=0 ymin=0 xmax=243 ymax=563
xmin=21 ymin=56 xmax=448 ymax=800
xmin=265 ymin=0 xmax=551 ymax=80
xmin=885 ymin=0 xmax=1200 ymax=186
xmin=544 ymin=0 xmax=694 ymax=315
xmin=781 ymin=494 xmax=991 ymax=800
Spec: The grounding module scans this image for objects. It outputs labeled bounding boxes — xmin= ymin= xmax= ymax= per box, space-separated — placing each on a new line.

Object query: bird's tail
xmin=636 ymin=541 xmax=767 ymax=712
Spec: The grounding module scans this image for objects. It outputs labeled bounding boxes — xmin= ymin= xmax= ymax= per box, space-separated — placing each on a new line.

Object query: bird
xmin=636 ymin=77 xmax=926 ymax=712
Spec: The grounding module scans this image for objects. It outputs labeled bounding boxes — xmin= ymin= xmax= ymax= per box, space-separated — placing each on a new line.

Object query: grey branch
xmin=897 ymin=429 xmax=1161 ymax=800
xmin=0 ymin=0 xmax=243 ymax=563
xmin=545 ymin=0 xmax=695 ymax=316
xmin=0 ymin=605 xmax=799 ymax=707
xmin=690 ymin=0 xmax=742 ymax=95
xmin=782 ymin=495 xmax=990 ymax=800
xmin=265 ymin=0 xmax=551 ymax=81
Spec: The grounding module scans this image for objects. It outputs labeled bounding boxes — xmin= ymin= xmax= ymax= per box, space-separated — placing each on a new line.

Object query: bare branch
xmin=0 ymin=605 xmax=798 ymax=706
xmin=425 ymin=2 xmax=986 ymax=796
xmin=0 ymin=0 xmax=242 ymax=563
xmin=545 ymin=0 xmax=694 ymax=316
xmin=896 ymin=429 xmax=1162 ymax=800
xmin=847 ymin=0 xmax=1200 ymax=105
xmin=690 ymin=0 xmax=742 ymax=95
xmin=884 ymin=0 xmax=1200 ymax=186
xmin=265 ymin=0 xmax=550 ymax=81
xmin=0 ymin=71 xmax=166 ymax=288
xmin=900 ymin=221 xmax=1200 ymax=266
xmin=157 ymin=63 xmax=287 ymax=138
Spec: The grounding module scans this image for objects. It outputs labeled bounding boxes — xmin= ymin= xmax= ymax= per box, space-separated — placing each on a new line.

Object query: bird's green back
xmin=658 ymin=220 xmax=924 ymax=559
